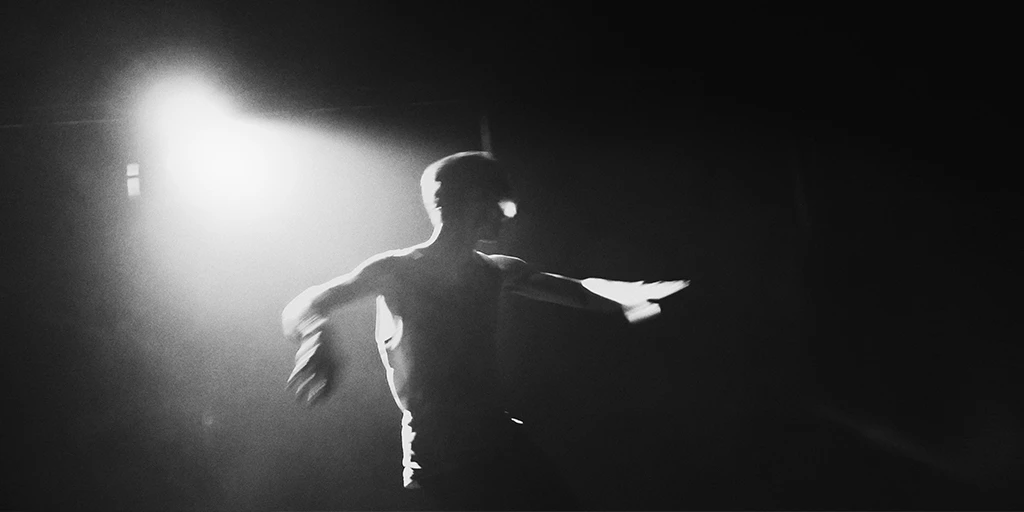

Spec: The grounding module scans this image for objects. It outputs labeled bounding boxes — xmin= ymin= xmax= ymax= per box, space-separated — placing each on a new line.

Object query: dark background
xmin=1 ymin=4 xmax=1017 ymax=510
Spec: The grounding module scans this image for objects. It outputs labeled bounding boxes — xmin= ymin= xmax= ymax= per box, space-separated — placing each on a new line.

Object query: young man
xmin=281 ymin=151 xmax=687 ymax=510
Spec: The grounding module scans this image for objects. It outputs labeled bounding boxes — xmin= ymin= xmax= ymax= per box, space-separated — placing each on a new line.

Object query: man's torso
xmin=374 ymin=248 xmax=517 ymax=485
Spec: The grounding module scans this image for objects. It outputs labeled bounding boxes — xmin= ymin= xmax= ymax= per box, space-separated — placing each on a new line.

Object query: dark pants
xmin=414 ymin=426 xmax=579 ymax=511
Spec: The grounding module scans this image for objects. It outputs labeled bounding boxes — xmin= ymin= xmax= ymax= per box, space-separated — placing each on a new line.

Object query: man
xmin=281 ymin=151 xmax=687 ymax=510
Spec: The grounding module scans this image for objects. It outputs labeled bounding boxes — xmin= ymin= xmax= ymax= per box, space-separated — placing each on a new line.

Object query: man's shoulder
xmin=358 ymin=247 xmax=421 ymax=269
xmin=478 ymin=252 xmax=532 ymax=278
xmin=480 ymin=252 xmax=524 ymax=268
xmin=370 ymin=248 xmax=532 ymax=269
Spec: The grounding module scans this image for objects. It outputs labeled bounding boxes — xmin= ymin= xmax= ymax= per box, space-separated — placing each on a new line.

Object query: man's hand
xmin=581 ymin=278 xmax=689 ymax=323
xmin=286 ymin=331 xmax=340 ymax=406
xmin=281 ymin=286 xmax=327 ymax=342
xmin=281 ymin=289 xmax=337 ymax=405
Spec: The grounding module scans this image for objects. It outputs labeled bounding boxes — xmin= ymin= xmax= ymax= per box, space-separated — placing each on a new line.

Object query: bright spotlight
xmin=164 ymin=120 xmax=278 ymax=228
xmin=142 ymin=76 xmax=283 ymax=229
xmin=144 ymin=77 xmax=234 ymax=143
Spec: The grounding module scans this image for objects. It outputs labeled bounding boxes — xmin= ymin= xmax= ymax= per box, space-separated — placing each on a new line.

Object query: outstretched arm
xmin=579 ymin=277 xmax=688 ymax=323
xmin=490 ymin=254 xmax=688 ymax=323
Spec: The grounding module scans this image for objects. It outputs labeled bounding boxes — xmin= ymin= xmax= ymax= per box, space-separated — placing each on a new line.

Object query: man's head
xmin=420 ymin=151 xmax=516 ymax=241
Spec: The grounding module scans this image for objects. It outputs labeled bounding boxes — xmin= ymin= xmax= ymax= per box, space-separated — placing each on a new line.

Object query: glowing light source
xmin=142 ymin=76 xmax=282 ymax=228
xmin=164 ymin=121 xmax=275 ymax=225
xmin=499 ymin=199 xmax=517 ymax=219
xmin=144 ymin=77 xmax=234 ymax=143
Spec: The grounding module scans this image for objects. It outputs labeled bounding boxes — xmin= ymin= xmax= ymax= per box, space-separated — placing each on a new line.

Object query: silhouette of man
xmin=282 ymin=151 xmax=687 ymax=510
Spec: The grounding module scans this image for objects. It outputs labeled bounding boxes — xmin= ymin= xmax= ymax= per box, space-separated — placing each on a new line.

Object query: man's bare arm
xmin=281 ymin=253 xmax=393 ymax=341
xmin=513 ymin=269 xmax=623 ymax=312
xmin=281 ymin=253 xmax=393 ymax=406
xmin=489 ymin=254 xmax=688 ymax=323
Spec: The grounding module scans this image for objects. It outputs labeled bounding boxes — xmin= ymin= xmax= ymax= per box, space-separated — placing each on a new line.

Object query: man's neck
xmin=420 ymin=224 xmax=480 ymax=265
